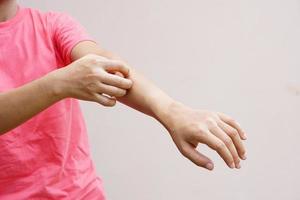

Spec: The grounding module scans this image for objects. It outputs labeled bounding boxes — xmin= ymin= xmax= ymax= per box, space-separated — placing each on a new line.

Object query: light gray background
xmin=19 ymin=0 xmax=300 ymax=199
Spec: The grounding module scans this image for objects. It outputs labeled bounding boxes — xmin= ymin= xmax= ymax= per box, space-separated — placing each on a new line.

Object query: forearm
xmin=0 ymin=73 xmax=62 ymax=135
xmin=116 ymin=67 xmax=175 ymax=121
xmin=70 ymin=42 xmax=248 ymax=170
xmin=71 ymin=42 xmax=176 ymax=122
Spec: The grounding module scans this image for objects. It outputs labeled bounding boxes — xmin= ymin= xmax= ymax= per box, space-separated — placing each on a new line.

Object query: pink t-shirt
xmin=0 ymin=6 xmax=106 ymax=200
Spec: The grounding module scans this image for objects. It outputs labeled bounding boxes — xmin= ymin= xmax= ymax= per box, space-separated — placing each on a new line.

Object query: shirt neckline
xmin=0 ymin=5 xmax=27 ymax=30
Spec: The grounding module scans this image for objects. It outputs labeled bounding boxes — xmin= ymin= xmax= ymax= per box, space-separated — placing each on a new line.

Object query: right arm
xmin=0 ymin=54 xmax=132 ymax=135
xmin=0 ymin=73 xmax=62 ymax=134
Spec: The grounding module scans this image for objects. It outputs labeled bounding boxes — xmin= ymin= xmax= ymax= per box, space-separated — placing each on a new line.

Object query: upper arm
xmin=47 ymin=12 xmax=120 ymax=64
xmin=48 ymin=12 xmax=94 ymax=65
xmin=71 ymin=40 xmax=121 ymax=62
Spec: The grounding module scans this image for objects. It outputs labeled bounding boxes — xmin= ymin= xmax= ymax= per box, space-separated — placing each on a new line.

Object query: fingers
xmin=218 ymin=113 xmax=247 ymax=140
xmin=209 ymin=125 xmax=241 ymax=168
xmin=101 ymin=60 xmax=130 ymax=77
xmin=181 ymin=142 xmax=214 ymax=170
xmin=96 ymin=83 xmax=127 ymax=97
xmin=114 ymin=71 xmax=125 ymax=78
xmin=100 ymin=72 xmax=133 ymax=90
xmin=199 ymin=132 xmax=235 ymax=169
xmin=92 ymin=93 xmax=116 ymax=107
xmin=218 ymin=121 xmax=247 ymax=160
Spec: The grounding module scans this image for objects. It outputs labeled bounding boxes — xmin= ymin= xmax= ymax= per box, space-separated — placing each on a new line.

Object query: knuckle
xmin=86 ymin=82 xmax=98 ymax=92
xmin=120 ymin=89 xmax=127 ymax=96
xmin=180 ymin=146 xmax=189 ymax=157
xmin=205 ymin=118 xmax=217 ymax=127
xmin=190 ymin=123 xmax=201 ymax=132
xmin=197 ymin=127 xmax=206 ymax=134
xmin=230 ymin=129 xmax=239 ymax=137
xmin=104 ymin=99 xmax=116 ymax=107
xmin=83 ymin=65 xmax=99 ymax=76
xmin=96 ymin=95 xmax=114 ymax=107
xmin=96 ymin=71 xmax=105 ymax=81
xmin=123 ymin=80 xmax=132 ymax=89
xmin=93 ymin=94 xmax=102 ymax=102
xmin=94 ymin=97 xmax=104 ymax=105
xmin=89 ymin=65 xmax=99 ymax=72
xmin=191 ymin=124 xmax=207 ymax=138
xmin=195 ymin=128 xmax=209 ymax=141
xmin=215 ymin=142 xmax=226 ymax=151
xmin=85 ymin=55 xmax=98 ymax=64
xmin=223 ymin=138 xmax=233 ymax=146
xmin=115 ymin=89 xmax=126 ymax=97
xmin=200 ymin=127 xmax=209 ymax=134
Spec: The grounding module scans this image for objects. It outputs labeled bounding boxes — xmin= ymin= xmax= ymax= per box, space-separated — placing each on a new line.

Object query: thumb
xmin=182 ymin=143 xmax=214 ymax=170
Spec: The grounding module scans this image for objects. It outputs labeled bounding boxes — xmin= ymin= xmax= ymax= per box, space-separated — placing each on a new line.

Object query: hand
xmin=47 ymin=54 xmax=133 ymax=106
xmin=163 ymin=102 xmax=247 ymax=170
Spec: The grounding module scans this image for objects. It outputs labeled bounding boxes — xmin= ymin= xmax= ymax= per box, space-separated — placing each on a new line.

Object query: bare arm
xmin=70 ymin=41 xmax=169 ymax=117
xmin=0 ymin=55 xmax=132 ymax=135
xmin=0 ymin=75 xmax=61 ymax=134
xmin=71 ymin=41 xmax=248 ymax=170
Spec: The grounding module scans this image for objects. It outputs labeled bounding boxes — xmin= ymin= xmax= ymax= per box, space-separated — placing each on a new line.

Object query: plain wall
xmin=19 ymin=0 xmax=300 ymax=199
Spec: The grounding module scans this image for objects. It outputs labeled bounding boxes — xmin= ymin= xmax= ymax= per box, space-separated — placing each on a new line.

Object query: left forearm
xmin=116 ymin=66 xmax=175 ymax=121
xmin=70 ymin=41 xmax=176 ymax=122
xmin=100 ymin=52 xmax=176 ymax=124
xmin=71 ymin=41 xmax=247 ymax=170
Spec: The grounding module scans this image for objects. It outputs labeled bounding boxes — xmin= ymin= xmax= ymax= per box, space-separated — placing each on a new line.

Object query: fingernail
xmin=230 ymin=163 xmax=235 ymax=169
xmin=241 ymin=154 xmax=247 ymax=160
xmin=236 ymin=163 xmax=241 ymax=169
xmin=206 ymin=163 xmax=214 ymax=170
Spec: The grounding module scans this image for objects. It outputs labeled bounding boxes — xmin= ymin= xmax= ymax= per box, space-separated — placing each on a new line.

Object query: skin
xmin=0 ymin=1 xmax=247 ymax=170
xmin=0 ymin=0 xmax=17 ymax=21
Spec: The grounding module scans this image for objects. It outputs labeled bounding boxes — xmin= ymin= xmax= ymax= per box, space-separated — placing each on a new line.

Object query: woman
xmin=0 ymin=0 xmax=247 ymax=199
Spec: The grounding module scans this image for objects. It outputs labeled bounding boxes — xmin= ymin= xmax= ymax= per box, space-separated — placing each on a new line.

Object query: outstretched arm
xmin=71 ymin=41 xmax=247 ymax=170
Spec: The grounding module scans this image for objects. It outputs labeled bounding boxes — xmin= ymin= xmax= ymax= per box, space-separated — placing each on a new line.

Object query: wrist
xmin=151 ymin=96 xmax=183 ymax=130
xmin=42 ymin=69 xmax=68 ymax=101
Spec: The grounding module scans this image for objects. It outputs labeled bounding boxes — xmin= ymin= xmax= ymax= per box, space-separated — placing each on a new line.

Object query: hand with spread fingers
xmin=162 ymin=102 xmax=247 ymax=170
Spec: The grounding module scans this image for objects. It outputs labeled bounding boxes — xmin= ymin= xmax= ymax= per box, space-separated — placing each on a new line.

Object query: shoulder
xmin=24 ymin=7 xmax=67 ymax=18
xmin=22 ymin=7 xmax=74 ymax=27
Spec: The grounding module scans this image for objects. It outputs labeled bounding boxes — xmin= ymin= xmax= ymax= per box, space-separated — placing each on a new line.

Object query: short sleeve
xmin=47 ymin=12 xmax=94 ymax=65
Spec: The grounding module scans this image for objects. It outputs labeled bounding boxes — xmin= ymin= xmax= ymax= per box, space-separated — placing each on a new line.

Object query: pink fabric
xmin=0 ymin=6 xmax=106 ymax=199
